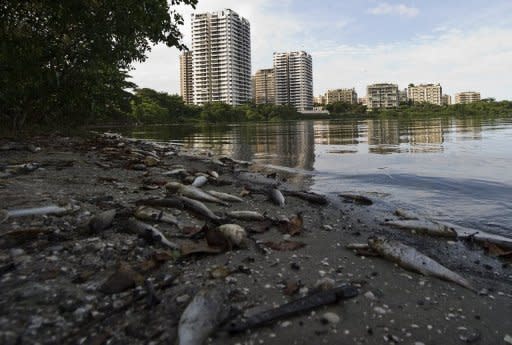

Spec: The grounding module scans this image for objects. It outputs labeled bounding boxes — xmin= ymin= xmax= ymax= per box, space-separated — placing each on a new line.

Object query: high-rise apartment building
xmin=325 ymin=88 xmax=358 ymax=104
xmin=273 ymin=51 xmax=313 ymax=111
xmin=455 ymin=92 xmax=481 ymax=104
xmin=442 ymin=94 xmax=452 ymax=106
xmin=191 ymin=9 xmax=251 ymax=105
xmin=253 ymin=68 xmax=275 ymax=104
xmin=367 ymin=83 xmax=399 ymax=110
xmin=179 ymin=51 xmax=193 ymax=105
xmin=407 ymin=83 xmax=442 ymax=105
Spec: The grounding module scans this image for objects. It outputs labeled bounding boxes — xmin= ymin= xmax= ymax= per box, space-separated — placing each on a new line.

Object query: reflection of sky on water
xmin=125 ymin=116 xmax=512 ymax=235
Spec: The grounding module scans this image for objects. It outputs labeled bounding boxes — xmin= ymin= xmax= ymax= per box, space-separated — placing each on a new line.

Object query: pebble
xmin=314 ymin=277 xmax=335 ymax=291
xmin=281 ymin=321 xmax=292 ymax=328
xmin=321 ymin=312 xmax=340 ymax=325
xmin=374 ymin=307 xmax=387 ymax=315
xmin=364 ymin=291 xmax=377 ymax=300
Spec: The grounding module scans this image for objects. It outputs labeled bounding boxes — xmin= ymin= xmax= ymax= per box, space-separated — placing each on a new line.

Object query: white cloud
xmin=312 ymin=27 xmax=512 ymax=100
xmin=368 ymin=2 xmax=419 ymax=18
xmin=130 ymin=2 xmax=512 ymax=101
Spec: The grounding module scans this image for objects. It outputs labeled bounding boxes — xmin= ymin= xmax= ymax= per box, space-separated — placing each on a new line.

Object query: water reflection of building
xmin=314 ymin=122 xmax=360 ymax=146
xmin=366 ymin=118 xmax=445 ymax=153
xmin=366 ymin=119 xmax=400 ymax=153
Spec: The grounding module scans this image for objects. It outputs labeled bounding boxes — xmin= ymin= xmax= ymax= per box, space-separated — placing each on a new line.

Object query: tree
xmin=0 ymin=0 xmax=197 ymax=130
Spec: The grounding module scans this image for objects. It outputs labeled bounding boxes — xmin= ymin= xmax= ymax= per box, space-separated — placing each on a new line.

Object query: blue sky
xmin=131 ymin=0 xmax=512 ymax=100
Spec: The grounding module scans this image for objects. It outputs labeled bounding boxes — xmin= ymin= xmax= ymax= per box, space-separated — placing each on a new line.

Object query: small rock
xmin=321 ymin=312 xmax=341 ymax=325
xmin=314 ymin=277 xmax=335 ymax=291
xmin=281 ymin=321 xmax=292 ymax=328
xmin=364 ymin=291 xmax=377 ymax=300
xmin=374 ymin=306 xmax=387 ymax=315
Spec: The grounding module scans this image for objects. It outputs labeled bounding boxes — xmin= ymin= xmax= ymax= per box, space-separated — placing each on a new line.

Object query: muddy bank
xmin=0 ymin=133 xmax=511 ymax=345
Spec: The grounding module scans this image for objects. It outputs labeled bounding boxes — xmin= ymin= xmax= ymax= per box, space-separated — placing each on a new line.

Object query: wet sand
xmin=0 ymin=133 xmax=511 ymax=345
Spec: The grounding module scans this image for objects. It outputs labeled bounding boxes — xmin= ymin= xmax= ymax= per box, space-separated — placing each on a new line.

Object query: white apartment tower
xmin=273 ymin=51 xmax=313 ymax=111
xmin=191 ymin=9 xmax=251 ymax=105
xmin=407 ymin=83 xmax=443 ymax=105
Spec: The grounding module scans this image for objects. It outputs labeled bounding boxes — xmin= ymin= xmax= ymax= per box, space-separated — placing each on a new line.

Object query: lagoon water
xmin=124 ymin=115 xmax=512 ymax=236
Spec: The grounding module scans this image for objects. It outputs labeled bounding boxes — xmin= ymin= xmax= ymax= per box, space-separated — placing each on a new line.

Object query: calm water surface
xmin=123 ymin=116 xmax=512 ymax=236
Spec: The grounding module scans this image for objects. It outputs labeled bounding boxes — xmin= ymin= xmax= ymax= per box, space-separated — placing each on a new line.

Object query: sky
xmin=131 ymin=0 xmax=512 ymax=100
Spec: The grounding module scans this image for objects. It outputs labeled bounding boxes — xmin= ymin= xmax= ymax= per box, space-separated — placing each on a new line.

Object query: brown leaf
xmin=483 ymin=242 xmax=512 ymax=258
xmin=100 ymin=262 xmax=144 ymax=294
xmin=240 ymin=187 xmax=251 ymax=197
xmin=279 ymin=213 xmax=303 ymax=236
xmin=283 ymin=280 xmax=300 ymax=296
xmin=180 ymin=240 xmax=223 ymax=256
xmin=263 ymin=240 xmax=306 ymax=251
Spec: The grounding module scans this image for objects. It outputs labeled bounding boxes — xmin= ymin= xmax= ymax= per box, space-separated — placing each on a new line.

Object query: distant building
xmin=400 ymin=88 xmax=408 ymax=104
xmin=455 ymin=91 xmax=481 ymax=104
xmin=314 ymin=95 xmax=326 ymax=105
xmin=274 ymin=51 xmax=313 ymax=111
xmin=407 ymin=83 xmax=442 ymax=105
xmin=367 ymin=83 xmax=399 ymax=110
xmin=442 ymin=94 xmax=452 ymax=105
xmin=191 ymin=9 xmax=251 ymax=105
xmin=253 ymin=68 xmax=276 ymax=105
xmin=179 ymin=51 xmax=193 ymax=105
xmin=325 ymin=88 xmax=358 ymax=105
xmin=358 ymin=97 xmax=368 ymax=106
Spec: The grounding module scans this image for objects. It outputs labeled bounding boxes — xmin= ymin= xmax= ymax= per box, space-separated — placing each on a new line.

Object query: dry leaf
xmin=180 ymin=239 xmax=223 ymax=256
xmin=283 ymin=280 xmax=300 ymax=296
xmin=279 ymin=212 xmax=303 ymax=236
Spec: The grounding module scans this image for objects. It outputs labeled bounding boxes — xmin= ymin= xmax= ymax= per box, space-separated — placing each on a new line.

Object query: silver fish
xmin=368 ymin=237 xmax=475 ymax=291
xmin=128 ymin=218 xmax=180 ymax=250
xmin=163 ymin=168 xmax=188 ymax=176
xmin=270 ymin=188 xmax=285 ymax=207
xmin=192 ymin=175 xmax=208 ymax=187
xmin=177 ymin=286 xmax=228 ymax=345
xmin=227 ymin=211 xmax=265 ymax=221
xmin=384 ymin=219 xmax=457 ymax=238
xmin=6 ymin=204 xmax=76 ymax=218
xmin=180 ymin=196 xmax=222 ymax=222
xmin=134 ymin=207 xmax=181 ymax=228
xmin=207 ymin=190 xmax=243 ymax=203
xmin=166 ymin=182 xmax=228 ymax=206
xmin=208 ymin=170 xmax=219 ymax=179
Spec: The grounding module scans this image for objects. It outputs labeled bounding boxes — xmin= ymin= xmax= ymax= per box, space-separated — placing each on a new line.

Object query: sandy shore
xmin=0 ymin=133 xmax=511 ymax=345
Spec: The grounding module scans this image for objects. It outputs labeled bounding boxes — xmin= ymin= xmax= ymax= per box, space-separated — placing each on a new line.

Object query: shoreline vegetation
xmin=3 ymin=87 xmax=512 ymax=137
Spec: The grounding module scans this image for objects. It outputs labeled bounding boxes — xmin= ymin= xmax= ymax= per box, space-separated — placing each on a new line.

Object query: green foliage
xmin=374 ymin=100 xmax=512 ymax=118
xmin=0 ymin=0 xmax=197 ymax=131
xmin=325 ymin=101 xmax=367 ymax=115
xmin=131 ymin=88 xmax=200 ymax=124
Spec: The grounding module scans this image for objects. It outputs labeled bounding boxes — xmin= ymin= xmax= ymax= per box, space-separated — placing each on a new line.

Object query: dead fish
xmin=216 ymin=224 xmax=247 ymax=247
xmin=270 ymin=188 xmax=285 ymax=207
xmin=135 ymin=207 xmax=181 ymax=228
xmin=179 ymin=196 xmax=222 ymax=222
xmin=368 ymin=237 xmax=475 ymax=291
xmin=210 ymin=158 xmax=225 ymax=166
xmin=6 ymin=204 xmax=77 ymax=218
xmin=162 ymin=168 xmax=188 ymax=177
xmin=207 ymin=190 xmax=243 ymax=203
xmin=208 ymin=170 xmax=219 ymax=179
xmin=339 ymin=194 xmax=373 ymax=205
xmin=394 ymin=208 xmax=419 ymax=220
xmin=383 ymin=219 xmax=457 ymax=238
xmin=89 ymin=209 xmax=116 ymax=232
xmin=166 ymin=182 xmax=228 ymax=206
xmin=227 ymin=211 xmax=265 ymax=221
xmin=345 ymin=243 xmax=370 ymax=250
xmin=127 ymin=218 xmax=180 ymax=250
xmin=177 ymin=286 xmax=228 ymax=345
xmin=192 ymin=175 xmax=208 ymax=187
xmin=284 ymin=191 xmax=329 ymax=205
